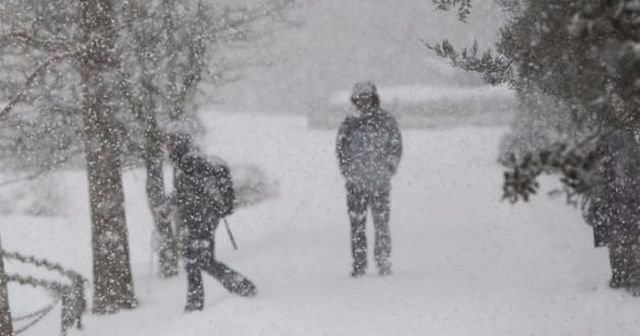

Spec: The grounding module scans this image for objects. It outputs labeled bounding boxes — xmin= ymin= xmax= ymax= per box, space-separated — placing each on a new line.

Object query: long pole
xmin=223 ymin=219 xmax=238 ymax=250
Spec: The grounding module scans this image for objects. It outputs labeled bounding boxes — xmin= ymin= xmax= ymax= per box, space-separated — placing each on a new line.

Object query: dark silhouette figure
xmin=585 ymin=127 xmax=640 ymax=295
xmin=165 ymin=132 xmax=257 ymax=312
xmin=336 ymin=82 xmax=403 ymax=277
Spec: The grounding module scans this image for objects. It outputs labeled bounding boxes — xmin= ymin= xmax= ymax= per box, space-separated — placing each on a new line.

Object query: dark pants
xmin=346 ymin=182 xmax=391 ymax=272
xmin=607 ymin=238 xmax=640 ymax=289
xmin=184 ymin=236 xmax=256 ymax=310
xmin=587 ymin=201 xmax=640 ymax=289
xmin=607 ymin=224 xmax=640 ymax=288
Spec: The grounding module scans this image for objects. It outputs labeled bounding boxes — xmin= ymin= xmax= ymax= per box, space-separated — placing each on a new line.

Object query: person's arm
xmin=336 ymin=120 xmax=351 ymax=176
xmin=155 ymin=189 xmax=177 ymax=222
xmin=386 ymin=116 xmax=403 ymax=175
xmin=583 ymin=134 xmax=613 ymax=223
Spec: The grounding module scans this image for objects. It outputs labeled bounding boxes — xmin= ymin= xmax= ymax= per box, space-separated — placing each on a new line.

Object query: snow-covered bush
xmin=0 ymin=175 xmax=64 ymax=217
xmin=231 ymin=164 xmax=279 ymax=208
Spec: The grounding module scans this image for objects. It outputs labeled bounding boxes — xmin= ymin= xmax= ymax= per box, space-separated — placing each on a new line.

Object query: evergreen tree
xmin=431 ymin=0 xmax=640 ymax=202
xmin=433 ymin=0 xmax=640 ymax=292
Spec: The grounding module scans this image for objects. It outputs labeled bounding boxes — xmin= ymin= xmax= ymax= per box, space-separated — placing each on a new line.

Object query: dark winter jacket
xmin=585 ymin=128 xmax=640 ymax=247
xmin=336 ymin=107 xmax=403 ymax=189
xmin=172 ymin=149 xmax=226 ymax=242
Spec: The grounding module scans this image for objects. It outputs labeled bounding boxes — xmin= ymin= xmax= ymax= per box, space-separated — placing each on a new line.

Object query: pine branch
xmin=501 ymin=134 xmax=602 ymax=204
xmin=426 ymin=39 xmax=514 ymax=86
xmin=432 ymin=0 xmax=473 ymax=22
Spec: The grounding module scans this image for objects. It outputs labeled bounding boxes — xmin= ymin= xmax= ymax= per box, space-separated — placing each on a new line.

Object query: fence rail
xmin=1 ymin=250 xmax=86 ymax=336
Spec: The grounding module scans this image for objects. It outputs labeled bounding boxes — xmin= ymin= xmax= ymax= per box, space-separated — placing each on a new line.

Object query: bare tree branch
xmin=209 ymin=0 xmax=297 ymax=40
xmin=0 ymin=31 xmax=70 ymax=52
xmin=0 ymin=50 xmax=78 ymax=120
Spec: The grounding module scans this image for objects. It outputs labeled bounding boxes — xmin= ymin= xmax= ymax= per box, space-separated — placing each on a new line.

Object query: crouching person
xmin=165 ymin=132 xmax=257 ymax=312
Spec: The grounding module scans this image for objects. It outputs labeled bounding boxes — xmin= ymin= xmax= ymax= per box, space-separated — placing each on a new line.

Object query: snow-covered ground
xmin=2 ymin=111 xmax=639 ymax=336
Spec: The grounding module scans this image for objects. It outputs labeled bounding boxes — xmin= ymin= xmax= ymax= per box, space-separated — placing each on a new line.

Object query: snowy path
xmin=3 ymin=113 xmax=640 ymax=336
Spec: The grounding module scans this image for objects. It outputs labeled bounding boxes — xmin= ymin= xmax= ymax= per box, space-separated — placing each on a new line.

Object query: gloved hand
xmin=155 ymin=193 xmax=176 ymax=221
xmin=386 ymin=156 xmax=400 ymax=176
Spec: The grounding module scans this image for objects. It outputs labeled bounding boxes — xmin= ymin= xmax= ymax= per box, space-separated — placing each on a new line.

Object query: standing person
xmin=165 ymin=132 xmax=257 ymax=312
xmin=585 ymin=127 xmax=640 ymax=295
xmin=336 ymin=81 xmax=403 ymax=277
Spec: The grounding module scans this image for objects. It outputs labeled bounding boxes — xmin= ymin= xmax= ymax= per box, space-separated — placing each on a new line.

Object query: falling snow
xmin=2 ymin=1 xmax=640 ymax=335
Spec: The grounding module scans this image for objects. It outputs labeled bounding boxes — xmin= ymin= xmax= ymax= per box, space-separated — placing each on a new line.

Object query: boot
xmin=221 ymin=273 xmax=258 ymax=297
xmin=377 ymin=259 xmax=392 ymax=276
xmin=609 ymin=275 xmax=624 ymax=289
xmin=350 ymin=261 xmax=367 ymax=278
xmin=184 ymin=301 xmax=203 ymax=313
xmin=230 ymin=278 xmax=258 ymax=297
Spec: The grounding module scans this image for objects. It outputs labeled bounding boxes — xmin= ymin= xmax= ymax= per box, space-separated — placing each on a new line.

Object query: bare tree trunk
xmin=141 ymin=81 xmax=179 ymax=277
xmin=79 ymin=0 xmax=137 ymax=314
xmin=145 ymin=131 xmax=179 ymax=278
xmin=119 ymin=70 xmax=179 ymax=278
xmin=0 ymin=237 xmax=12 ymax=336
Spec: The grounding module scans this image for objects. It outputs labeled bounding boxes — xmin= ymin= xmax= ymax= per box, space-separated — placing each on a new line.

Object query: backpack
xmin=203 ymin=156 xmax=236 ymax=218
